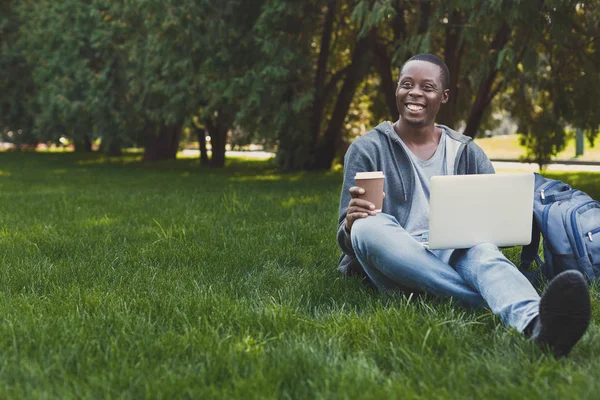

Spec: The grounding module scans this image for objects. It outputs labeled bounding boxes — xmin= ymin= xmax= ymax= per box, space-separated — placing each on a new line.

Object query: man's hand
xmin=345 ymin=187 xmax=384 ymax=233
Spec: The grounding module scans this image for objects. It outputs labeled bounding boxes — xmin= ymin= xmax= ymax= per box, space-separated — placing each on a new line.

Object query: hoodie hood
xmin=374 ymin=121 xmax=472 ymax=144
xmin=375 ymin=121 xmax=471 ymax=175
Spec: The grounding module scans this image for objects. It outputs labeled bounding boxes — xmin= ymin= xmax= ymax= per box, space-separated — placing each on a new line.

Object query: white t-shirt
xmin=398 ymin=130 xmax=455 ymax=262
xmin=398 ymin=131 xmax=449 ymax=236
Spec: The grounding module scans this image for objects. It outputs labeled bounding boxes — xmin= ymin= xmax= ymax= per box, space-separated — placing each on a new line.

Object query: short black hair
xmin=400 ymin=53 xmax=450 ymax=90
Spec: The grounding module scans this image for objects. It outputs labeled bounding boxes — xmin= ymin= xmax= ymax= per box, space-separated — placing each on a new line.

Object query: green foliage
xmin=15 ymin=0 xmax=94 ymax=146
xmin=503 ymin=0 xmax=600 ymax=168
xmin=0 ymin=0 xmax=37 ymax=145
xmin=518 ymin=107 xmax=568 ymax=170
xmin=1 ymin=0 xmax=599 ymax=167
xmin=85 ymin=1 xmax=144 ymax=150
xmin=223 ymin=0 xmax=322 ymax=168
xmin=352 ymin=0 xmax=395 ymax=38
xmin=123 ymin=0 xmax=205 ymax=124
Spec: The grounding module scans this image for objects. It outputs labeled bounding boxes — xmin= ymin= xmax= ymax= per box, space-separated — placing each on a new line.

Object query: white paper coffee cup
xmin=355 ymin=171 xmax=385 ymax=212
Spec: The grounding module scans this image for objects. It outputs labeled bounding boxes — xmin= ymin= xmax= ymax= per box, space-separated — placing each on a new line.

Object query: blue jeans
xmin=351 ymin=213 xmax=540 ymax=332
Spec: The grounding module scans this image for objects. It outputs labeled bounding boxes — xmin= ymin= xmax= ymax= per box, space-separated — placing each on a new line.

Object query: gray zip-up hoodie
xmin=336 ymin=121 xmax=495 ymax=277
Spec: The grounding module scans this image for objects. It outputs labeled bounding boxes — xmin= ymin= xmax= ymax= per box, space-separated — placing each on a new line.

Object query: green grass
xmin=476 ymin=134 xmax=600 ymax=162
xmin=0 ymin=152 xmax=600 ymax=398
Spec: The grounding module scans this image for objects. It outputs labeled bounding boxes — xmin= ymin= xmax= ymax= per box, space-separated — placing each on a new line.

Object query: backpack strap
xmin=520 ymin=219 xmax=543 ymax=270
xmin=520 ymin=221 xmax=545 ymax=289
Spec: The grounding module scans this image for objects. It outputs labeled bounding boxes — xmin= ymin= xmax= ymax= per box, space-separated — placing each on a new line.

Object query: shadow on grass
xmin=0 ymin=150 xmax=345 ymax=184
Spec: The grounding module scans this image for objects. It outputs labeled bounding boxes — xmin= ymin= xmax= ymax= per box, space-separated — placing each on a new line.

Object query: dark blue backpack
xmin=520 ymin=173 xmax=600 ymax=285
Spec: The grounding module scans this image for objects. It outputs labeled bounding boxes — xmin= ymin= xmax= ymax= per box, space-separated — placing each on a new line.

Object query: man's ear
xmin=441 ymin=89 xmax=450 ymax=104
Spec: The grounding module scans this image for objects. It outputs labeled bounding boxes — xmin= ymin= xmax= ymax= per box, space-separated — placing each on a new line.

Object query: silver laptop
xmin=428 ymin=173 xmax=534 ymax=250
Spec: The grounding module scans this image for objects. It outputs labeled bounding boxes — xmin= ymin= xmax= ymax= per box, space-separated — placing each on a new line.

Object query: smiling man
xmin=336 ymin=53 xmax=591 ymax=358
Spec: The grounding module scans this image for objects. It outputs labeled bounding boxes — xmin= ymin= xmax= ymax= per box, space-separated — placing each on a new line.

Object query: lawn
xmin=476 ymin=134 xmax=600 ymax=162
xmin=0 ymin=152 xmax=600 ymax=398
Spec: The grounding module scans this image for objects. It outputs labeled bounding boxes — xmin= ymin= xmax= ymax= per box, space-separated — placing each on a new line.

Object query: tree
xmin=118 ymin=0 xmax=201 ymax=161
xmin=350 ymin=0 xmax=599 ymax=169
xmin=193 ymin=0 xmax=264 ymax=167
xmin=226 ymin=0 xmax=381 ymax=170
xmin=14 ymin=0 xmax=99 ymax=151
xmin=4 ymin=0 xmax=598 ymax=171
xmin=121 ymin=0 xmax=266 ymax=166
xmin=501 ymin=0 xmax=600 ymax=168
xmin=0 ymin=0 xmax=37 ymax=148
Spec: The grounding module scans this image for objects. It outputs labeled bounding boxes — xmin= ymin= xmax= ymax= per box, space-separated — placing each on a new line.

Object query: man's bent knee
xmin=467 ymin=242 xmax=501 ymax=260
xmin=351 ymin=212 xmax=398 ymax=241
xmin=459 ymin=242 xmax=514 ymax=278
xmin=351 ymin=213 xmax=395 ymax=257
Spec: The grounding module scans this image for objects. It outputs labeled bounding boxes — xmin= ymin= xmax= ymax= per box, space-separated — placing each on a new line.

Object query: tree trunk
xmin=143 ymin=124 xmax=181 ymax=161
xmin=372 ymin=41 xmax=398 ymax=121
xmin=102 ymin=136 xmax=122 ymax=156
xmin=74 ymin=134 xmax=93 ymax=152
xmin=463 ymin=23 xmax=510 ymax=138
xmin=437 ymin=10 xmax=464 ymax=127
xmin=105 ymin=141 xmax=122 ymax=157
xmin=309 ymin=0 xmax=337 ymax=156
xmin=312 ymin=33 xmax=373 ymax=170
xmin=417 ymin=0 xmax=431 ymax=35
xmin=197 ymin=127 xmax=209 ymax=166
xmin=209 ymin=128 xmax=226 ymax=168
xmin=391 ymin=1 xmax=407 ymax=41
xmin=404 ymin=0 xmax=431 ymax=56
xmin=205 ymin=115 xmax=229 ymax=168
xmin=275 ymin=87 xmax=314 ymax=170
xmin=370 ymin=0 xmax=406 ymax=122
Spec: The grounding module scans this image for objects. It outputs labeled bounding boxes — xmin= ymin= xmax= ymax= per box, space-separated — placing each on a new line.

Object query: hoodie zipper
xmin=384 ymin=129 xmax=408 ymax=202
xmin=454 ymin=143 xmax=468 ymax=174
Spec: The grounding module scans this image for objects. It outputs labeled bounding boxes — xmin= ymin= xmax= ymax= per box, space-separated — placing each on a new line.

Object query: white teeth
xmin=406 ymin=104 xmax=424 ymax=111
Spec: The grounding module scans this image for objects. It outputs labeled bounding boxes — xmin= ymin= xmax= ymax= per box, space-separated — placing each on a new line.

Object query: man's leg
xmin=351 ymin=213 xmax=485 ymax=308
xmin=450 ymin=243 xmax=540 ymax=332
xmin=452 ymin=243 xmax=591 ymax=357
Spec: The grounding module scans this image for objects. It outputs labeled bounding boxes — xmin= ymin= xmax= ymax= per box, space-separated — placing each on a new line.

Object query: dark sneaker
xmin=528 ymin=270 xmax=591 ymax=358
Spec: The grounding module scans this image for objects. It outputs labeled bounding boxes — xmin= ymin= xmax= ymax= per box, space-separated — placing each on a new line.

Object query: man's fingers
xmin=348 ymin=212 xmax=369 ymax=223
xmin=348 ymin=207 xmax=370 ymax=216
xmin=347 ymin=206 xmax=375 ymax=231
xmin=348 ymin=206 xmax=376 ymax=217
xmin=349 ymin=186 xmax=366 ymax=198
xmin=349 ymin=198 xmax=376 ymax=210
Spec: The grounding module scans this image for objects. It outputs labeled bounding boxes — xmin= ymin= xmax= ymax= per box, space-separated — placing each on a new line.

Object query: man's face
xmin=395 ymin=61 xmax=449 ymax=128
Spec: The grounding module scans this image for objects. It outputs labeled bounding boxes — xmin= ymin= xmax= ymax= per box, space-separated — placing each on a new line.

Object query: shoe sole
xmin=538 ymin=270 xmax=591 ymax=358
